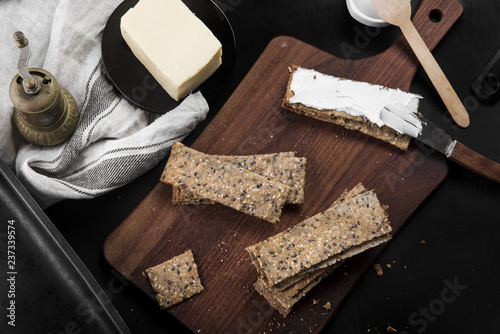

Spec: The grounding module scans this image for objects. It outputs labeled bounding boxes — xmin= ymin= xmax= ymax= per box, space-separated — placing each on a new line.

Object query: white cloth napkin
xmin=0 ymin=0 xmax=210 ymax=208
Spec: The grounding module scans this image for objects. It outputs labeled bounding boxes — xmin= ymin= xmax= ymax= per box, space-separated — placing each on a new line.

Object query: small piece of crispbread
xmin=161 ymin=142 xmax=291 ymax=223
xmin=144 ymin=250 xmax=204 ymax=309
xmin=282 ymin=66 xmax=412 ymax=150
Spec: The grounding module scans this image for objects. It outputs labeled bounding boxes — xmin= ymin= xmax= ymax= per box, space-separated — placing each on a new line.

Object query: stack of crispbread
xmin=282 ymin=65 xmax=415 ymax=150
xmin=246 ymin=183 xmax=392 ymax=316
xmin=161 ymin=142 xmax=306 ymax=224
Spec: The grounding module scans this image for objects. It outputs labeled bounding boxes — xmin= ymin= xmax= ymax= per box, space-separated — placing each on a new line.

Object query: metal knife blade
xmin=380 ymin=104 xmax=500 ymax=183
xmin=380 ymin=104 xmax=455 ymax=156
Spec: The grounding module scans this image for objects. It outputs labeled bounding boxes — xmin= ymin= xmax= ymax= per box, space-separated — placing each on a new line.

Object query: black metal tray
xmin=0 ymin=159 xmax=131 ymax=334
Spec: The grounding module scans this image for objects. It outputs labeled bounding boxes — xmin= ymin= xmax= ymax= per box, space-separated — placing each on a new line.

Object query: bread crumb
xmin=373 ymin=263 xmax=384 ymax=276
xmin=386 ymin=264 xmax=392 ymax=269
xmin=421 ymin=240 xmax=426 ymax=245
xmin=313 ymin=299 xmax=319 ymax=305
xmin=323 ymin=302 xmax=331 ymax=310
xmin=387 ymin=325 xmax=397 ymax=333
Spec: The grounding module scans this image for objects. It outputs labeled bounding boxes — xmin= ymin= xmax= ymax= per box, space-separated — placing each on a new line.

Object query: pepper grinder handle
xmin=13 ymin=31 xmax=41 ymax=95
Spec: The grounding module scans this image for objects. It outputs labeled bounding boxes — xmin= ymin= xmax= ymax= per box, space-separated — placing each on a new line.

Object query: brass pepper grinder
xmin=9 ymin=31 xmax=79 ymax=146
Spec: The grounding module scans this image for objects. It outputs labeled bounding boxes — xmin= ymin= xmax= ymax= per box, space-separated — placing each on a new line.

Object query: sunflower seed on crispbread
xmin=144 ymin=250 xmax=203 ymax=310
xmin=161 ymin=142 xmax=291 ymax=223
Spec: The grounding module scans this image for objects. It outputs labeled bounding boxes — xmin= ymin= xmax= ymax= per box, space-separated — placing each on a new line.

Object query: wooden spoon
xmin=371 ymin=0 xmax=470 ymax=128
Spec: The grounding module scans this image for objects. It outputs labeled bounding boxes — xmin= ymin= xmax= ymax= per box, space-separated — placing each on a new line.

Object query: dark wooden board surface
xmin=103 ymin=0 xmax=462 ymax=332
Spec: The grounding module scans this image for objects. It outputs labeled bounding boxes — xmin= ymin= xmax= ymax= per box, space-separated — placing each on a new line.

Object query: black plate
xmin=0 ymin=159 xmax=131 ymax=334
xmin=101 ymin=0 xmax=236 ymax=113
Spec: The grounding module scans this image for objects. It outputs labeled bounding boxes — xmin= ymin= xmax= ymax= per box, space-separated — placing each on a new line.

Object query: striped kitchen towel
xmin=0 ymin=1 xmax=210 ymax=208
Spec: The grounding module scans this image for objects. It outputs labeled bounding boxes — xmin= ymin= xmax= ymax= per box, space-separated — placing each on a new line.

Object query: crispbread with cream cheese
xmin=282 ymin=66 xmax=413 ymax=150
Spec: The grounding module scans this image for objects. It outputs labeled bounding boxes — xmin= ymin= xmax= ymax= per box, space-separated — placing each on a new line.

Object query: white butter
xmin=121 ymin=0 xmax=222 ymax=101
xmin=289 ymin=68 xmax=421 ymax=131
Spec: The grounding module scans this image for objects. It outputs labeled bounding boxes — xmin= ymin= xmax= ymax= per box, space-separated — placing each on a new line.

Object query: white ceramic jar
xmin=346 ymin=0 xmax=389 ymax=27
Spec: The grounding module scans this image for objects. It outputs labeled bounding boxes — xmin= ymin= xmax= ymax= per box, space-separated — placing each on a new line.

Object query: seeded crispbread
xmin=161 ymin=142 xmax=291 ymax=224
xmin=256 ymin=234 xmax=391 ymax=317
xmin=267 ymin=156 xmax=306 ymax=204
xmin=282 ymin=65 xmax=412 ymax=150
xmin=172 ymin=151 xmax=296 ymax=205
xmin=254 ymin=261 xmax=342 ymax=317
xmin=246 ymin=189 xmax=391 ymax=286
xmin=172 ymin=152 xmax=305 ymax=205
xmin=246 ymin=183 xmax=366 ymax=273
xmin=144 ymin=250 xmax=204 ymax=309
xmin=274 ymin=234 xmax=391 ymax=293
xmin=247 ymin=184 xmax=366 ymax=293
xmin=249 ymin=183 xmax=378 ymax=294
xmin=247 ymin=183 xmax=392 ymax=316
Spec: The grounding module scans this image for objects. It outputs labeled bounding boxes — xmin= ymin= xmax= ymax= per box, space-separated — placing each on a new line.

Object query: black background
xmin=43 ymin=0 xmax=500 ymax=333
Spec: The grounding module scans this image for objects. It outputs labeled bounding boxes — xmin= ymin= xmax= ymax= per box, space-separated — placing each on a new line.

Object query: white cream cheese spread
xmin=288 ymin=67 xmax=422 ymax=136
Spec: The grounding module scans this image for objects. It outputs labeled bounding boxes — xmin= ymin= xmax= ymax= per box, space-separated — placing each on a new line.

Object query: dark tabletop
xmin=43 ymin=0 xmax=500 ymax=333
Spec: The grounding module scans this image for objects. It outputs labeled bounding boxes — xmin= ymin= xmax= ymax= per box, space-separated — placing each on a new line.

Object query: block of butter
xmin=121 ymin=0 xmax=222 ymax=101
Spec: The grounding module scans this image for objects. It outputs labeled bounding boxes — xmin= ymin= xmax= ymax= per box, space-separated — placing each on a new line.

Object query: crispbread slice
xmin=144 ymin=250 xmax=203 ymax=309
xmin=282 ymin=66 xmax=413 ymax=150
xmin=246 ymin=189 xmax=391 ymax=286
xmin=161 ymin=142 xmax=291 ymax=223
xmin=172 ymin=152 xmax=305 ymax=205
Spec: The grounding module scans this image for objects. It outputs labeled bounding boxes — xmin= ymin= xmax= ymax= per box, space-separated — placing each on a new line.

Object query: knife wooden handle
xmin=448 ymin=141 xmax=500 ymax=183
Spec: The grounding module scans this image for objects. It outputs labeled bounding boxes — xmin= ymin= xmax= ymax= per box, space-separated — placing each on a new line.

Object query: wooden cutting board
xmin=104 ymin=0 xmax=462 ymax=332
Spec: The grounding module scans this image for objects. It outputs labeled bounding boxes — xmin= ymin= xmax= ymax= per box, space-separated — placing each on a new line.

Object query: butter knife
xmin=380 ymin=104 xmax=500 ymax=183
